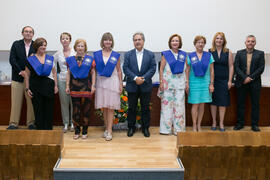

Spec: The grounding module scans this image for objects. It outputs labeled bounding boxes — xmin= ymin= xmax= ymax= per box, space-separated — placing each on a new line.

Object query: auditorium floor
xmin=1 ymin=126 xmax=270 ymax=169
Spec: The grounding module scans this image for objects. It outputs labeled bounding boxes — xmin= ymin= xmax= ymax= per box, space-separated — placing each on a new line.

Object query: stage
xmin=1 ymin=126 xmax=270 ymax=179
xmin=53 ymin=126 xmax=270 ymax=180
xmin=53 ymin=127 xmax=184 ymax=180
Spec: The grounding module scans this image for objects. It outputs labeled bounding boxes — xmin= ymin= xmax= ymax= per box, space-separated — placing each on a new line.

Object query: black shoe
xmin=28 ymin=124 xmax=36 ymax=130
xmin=251 ymin=126 xmax=260 ymax=132
xmin=6 ymin=125 xmax=18 ymax=130
xmin=142 ymin=128 xmax=150 ymax=137
xmin=127 ymin=128 xmax=135 ymax=137
xmin=233 ymin=125 xmax=244 ymax=130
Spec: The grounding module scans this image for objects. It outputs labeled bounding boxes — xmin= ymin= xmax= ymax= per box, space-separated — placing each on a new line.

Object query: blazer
xmin=9 ymin=39 xmax=35 ymax=82
xmin=234 ymin=49 xmax=265 ymax=88
xmin=123 ymin=49 xmax=156 ymax=93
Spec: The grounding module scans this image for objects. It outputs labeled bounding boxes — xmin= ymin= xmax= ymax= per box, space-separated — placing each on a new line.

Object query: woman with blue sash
xmin=25 ymin=38 xmax=58 ymax=130
xmin=53 ymin=32 xmax=75 ymax=133
xmin=186 ymin=36 xmax=215 ymax=132
xmin=66 ymin=39 xmax=96 ymax=140
xmin=158 ymin=34 xmax=186 ymax=135
xmin=209 ymin=32 xmax=234 ymax=131
xmin=94 ymin=32 xmax=122 ymax=141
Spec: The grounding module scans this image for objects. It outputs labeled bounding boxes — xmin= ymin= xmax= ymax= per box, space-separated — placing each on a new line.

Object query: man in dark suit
xmin=123 ymin=32 xmax=156 ymax=137
xmin=7 ymin=26 xmax=36 ymax=130
xmin=234 ymin=35 xmax=265 ymax=132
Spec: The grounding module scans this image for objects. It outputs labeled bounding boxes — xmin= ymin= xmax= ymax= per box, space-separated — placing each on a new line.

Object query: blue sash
xmin=28 ymin=54 xmax=54 ymax=76
xmin=93 ymin=50 xmax=120 ymax=77
xmin=188 ymin=51 xmax=211 ymax=77
xmin=66 ymin=55 xmax=93 ymax=79
xmin=162 ymin=50 xmax=186 ymax=74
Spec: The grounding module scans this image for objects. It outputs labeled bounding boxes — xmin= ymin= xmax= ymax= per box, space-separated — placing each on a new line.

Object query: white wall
xmin=0 ymin=0 xmax=269 ymax=52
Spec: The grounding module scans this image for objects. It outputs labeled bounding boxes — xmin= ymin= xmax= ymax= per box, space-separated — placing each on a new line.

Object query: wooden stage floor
xmin=2 ymin=126 xmax=270 ymax=170
xmin=59 ymin=127 xmax=179 ymax=169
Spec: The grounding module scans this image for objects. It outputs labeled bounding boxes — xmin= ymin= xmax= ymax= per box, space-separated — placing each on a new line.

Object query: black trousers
xmin=127 ymin=90 xmax=151 ymax=129
xmin=31 ymin=92 xmax=54 ymax=130
xmin=236 ymin=83 xmax=261 ymax=127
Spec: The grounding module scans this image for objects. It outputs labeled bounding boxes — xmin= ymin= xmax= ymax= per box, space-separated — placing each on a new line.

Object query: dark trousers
xmin=236 ymin=83 xmax=261 ymax=127
xmin=31 ymin=92 xmax=54 ymax=130
xmin=127 ymin=90 xmax=151 ymax=129
xmin=71 ymin=97 xmax=91 ymax=135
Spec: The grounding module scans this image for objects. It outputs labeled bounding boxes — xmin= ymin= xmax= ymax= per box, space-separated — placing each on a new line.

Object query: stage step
xmin=53 ymin=158 xmax=184 ymax=180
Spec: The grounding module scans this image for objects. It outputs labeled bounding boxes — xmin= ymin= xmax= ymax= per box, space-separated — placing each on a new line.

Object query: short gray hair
xmin=246 ymin=34 xmax=256 ymax=41
xmin=133 ymin=32 xmax=145 ymax=41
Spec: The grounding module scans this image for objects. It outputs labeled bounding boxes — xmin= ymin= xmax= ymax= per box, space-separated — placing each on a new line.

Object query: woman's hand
xmin=90 ymin=85 xmax=96 ymax=96
xmin=159 ymin=82 xmax=164 ymax=92
xmin=185 ymin=82 xmax=189 ymax=94
xmin=228 ymin=81 xmax=232 ymax=90
xmin=119 ymin=84 xmax=123 ymax=94
xmin=66 ymin=87 xmax=70 ymax=94
xmin=54 ymin=86 xmax=58 ymax=94
xmin=27 ymin=89 xmax=33 ymax=98
xmin=209 ymin=84 xmax=214 ymax=93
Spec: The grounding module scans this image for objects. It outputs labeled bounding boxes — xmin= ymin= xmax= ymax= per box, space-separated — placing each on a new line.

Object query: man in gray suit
xmin=123 ymin=32 xmax=156 ymax=137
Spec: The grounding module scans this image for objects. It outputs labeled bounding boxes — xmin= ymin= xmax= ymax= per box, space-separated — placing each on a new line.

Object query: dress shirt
xmin=136 ymin=48 xmax=144 ymax=71
xmin=24 ymin=40 xmax=32 ymax=57
xmin=246 ymin=53 xmax=252 ymax=75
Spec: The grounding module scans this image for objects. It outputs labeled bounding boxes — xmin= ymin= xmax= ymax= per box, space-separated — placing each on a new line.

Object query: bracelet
xmin=25 ymin=88 xmax=29 ymax=92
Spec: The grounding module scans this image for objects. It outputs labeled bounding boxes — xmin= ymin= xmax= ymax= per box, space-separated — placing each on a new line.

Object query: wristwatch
xmin=25 ymin=88 xmax=29 ymax=92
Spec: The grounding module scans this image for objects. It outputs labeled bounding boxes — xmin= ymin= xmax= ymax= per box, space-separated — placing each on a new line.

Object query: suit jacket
xmin=9 ymin=39 xmax=35 ymax=82
xmin=234 ymin=49 xmax=265 ymax=88
xmin=123 ymin=49 xmax=156 ymax=92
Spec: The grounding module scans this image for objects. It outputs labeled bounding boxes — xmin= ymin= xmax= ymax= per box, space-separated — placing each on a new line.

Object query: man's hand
xmin=19 ymin=70 xmax=26 ymax=78
xmin=243 ymin=77 xmax=253 ymax=84
xmin=135 ymin=77 xmax=145 ymax=85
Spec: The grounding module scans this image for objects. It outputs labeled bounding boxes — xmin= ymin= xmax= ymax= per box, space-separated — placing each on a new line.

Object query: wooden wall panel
xmin=0 ymin=85 xmax=269 ymax=126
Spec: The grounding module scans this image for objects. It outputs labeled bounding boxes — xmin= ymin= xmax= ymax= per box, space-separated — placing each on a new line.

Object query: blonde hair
xmin=74 ymin=39 xmax=87 ymax=53
xmin=100 ymin=32 xmax=114 ymax=49
xmin=210 ymin=32 xmax=228 ymax=52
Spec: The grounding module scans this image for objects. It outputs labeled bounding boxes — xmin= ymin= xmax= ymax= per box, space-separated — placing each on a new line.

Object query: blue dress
xmin=187 ymin=54 xmax=214 ymax=104
xmin=209 ymin=50 xmax=230 ymax=106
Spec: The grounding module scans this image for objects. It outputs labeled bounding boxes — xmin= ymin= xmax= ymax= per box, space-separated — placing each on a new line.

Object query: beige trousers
xmin=9 ymin=81 xmax=35 ymax=126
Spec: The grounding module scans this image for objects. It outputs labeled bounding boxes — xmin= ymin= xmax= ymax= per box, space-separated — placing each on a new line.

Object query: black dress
xmin=26 ymin=57 xmax=55 ymax=130
xmin=209 ymin=50 xmax=230 ymax=106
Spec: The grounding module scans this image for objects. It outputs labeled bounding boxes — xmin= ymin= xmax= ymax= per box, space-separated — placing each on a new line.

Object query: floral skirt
xmin=158 ymin=88 xmax=186 ymax=134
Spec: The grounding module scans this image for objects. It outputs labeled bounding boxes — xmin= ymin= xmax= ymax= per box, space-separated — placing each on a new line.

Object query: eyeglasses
xmin=23 ymin=30 xmax=33 ymax=34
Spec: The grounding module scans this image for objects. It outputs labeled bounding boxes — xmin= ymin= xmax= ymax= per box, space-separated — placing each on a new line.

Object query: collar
xmin=24 ymin=40 xmax=32 ymax=47
xmin=136 ymin=48 xmax=144 ymax=54
xmin=170 ymin=49 xmax=179 ymax=55
xmin=246 ymin=48 xmax=254 ymax=54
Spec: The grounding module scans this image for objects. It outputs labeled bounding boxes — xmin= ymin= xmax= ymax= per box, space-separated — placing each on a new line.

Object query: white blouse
xmin=53 ymin=49 xmax=76 ymax=81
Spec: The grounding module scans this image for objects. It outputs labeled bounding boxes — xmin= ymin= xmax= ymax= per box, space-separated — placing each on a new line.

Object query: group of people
xmin=7 ymin=25 xmax=265 ymax=141
xmin=159 ymin=33 xmax=265 ymax=133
